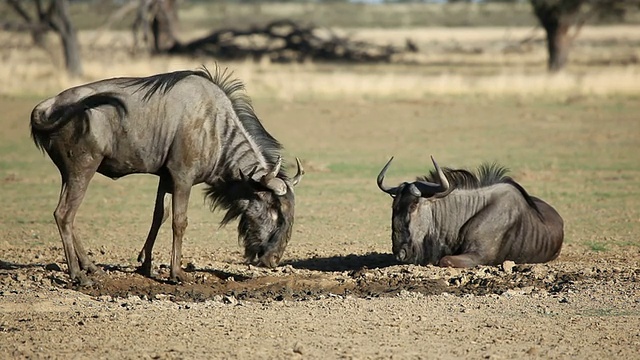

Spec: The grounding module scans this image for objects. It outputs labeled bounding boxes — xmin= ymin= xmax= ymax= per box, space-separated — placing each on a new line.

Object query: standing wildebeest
xmin=30 ymin=66 xmax=304 ymax=285
xmin=376 ymin=156 xmax=563 ymax=267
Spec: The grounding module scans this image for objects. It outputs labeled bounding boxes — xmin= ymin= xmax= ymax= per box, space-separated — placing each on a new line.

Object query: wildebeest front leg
xmin=137 ymin=178 xmax=172 ymax=277
xmin=169 ymin=183 xmax=191 ymax=283
xmin=442 ymin=203 xmax=510 ymax=268
xmin=439 ymin=253 xmax=483 ymax=268
xmin=73 ymin=233 xmax=102 ymax=275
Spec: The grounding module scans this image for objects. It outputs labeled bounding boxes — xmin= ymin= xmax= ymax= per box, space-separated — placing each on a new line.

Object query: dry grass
xmin=1 ymin=25 xmax=639 ymax=100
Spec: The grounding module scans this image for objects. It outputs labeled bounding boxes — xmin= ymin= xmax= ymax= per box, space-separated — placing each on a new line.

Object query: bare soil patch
xmin=1 ymin=246 xmax=639 ymax=358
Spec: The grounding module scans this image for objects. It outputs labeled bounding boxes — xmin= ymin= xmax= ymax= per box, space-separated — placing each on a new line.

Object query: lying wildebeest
xmin=30 ymin=66 xmax=304 ymax=285
xmin=376 ymin=156 xmax=563 ymax=267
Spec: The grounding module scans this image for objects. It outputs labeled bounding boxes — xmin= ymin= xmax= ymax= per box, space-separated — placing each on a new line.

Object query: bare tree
xmin=4 ymin=0 xmax=82 ymax=77
xmin=530 ymin=0 xmax=640 ymax=72
xmin=95 ymin=0 xmax=179 ymax=53
xmin=149 ymin=0 xmax=179 ymax=52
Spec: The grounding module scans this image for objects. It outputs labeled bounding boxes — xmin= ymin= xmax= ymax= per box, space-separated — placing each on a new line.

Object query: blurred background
xmin=1 ymin=0 xmax=639 ymax=98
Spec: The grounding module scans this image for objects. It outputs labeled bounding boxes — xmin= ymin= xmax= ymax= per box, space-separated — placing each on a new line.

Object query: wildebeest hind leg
xmin=439 ymin=253 xmax=483 ymax=268
xmin=137 ymin=178 xmax=171 ymax=277
xmin=54 ymin=167 xmax=98 ymax=286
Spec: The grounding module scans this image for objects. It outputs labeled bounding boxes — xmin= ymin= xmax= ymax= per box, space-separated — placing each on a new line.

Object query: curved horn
xmin=261 ymin=156 xmax=286 ymax=196
xmin=264 ymin=156 xmax=282 ymax=182
xmin=409 ymin=156 xmax=452 ymax=198
xmin=291 ymin=157 xmax=305 ymax=187
xmin=377 ymin=157 xmax=401 ymax=196
xmin=431 ymin=155 xmax=450 ymax=192
xmin=240 ymin=166 xmax=258 ymax=182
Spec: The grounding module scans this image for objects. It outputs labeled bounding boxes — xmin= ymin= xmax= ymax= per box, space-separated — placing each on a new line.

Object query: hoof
xmin=85 ymin=263 xmax=104 ymax=275
xmin=135 ymin=264 xmax=157 ymax=279
xmin=137 ymin=250 xmax=146 ymax=264
xmin=168 ymin=270 xmax=189 ymax=284
xmin=74 ymin=274 xmax=94 ymax=287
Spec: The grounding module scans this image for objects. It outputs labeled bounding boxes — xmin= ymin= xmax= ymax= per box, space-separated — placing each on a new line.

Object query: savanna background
xmin=0 ymin=1 xmax=639 ymax=359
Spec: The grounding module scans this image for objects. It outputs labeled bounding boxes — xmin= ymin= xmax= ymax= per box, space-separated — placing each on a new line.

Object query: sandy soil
xmin=1 ymin=244 xmax=639 ymax=359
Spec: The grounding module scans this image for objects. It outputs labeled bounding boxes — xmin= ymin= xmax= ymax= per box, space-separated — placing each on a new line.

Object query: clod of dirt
xmin=501 ymin=260 xmax=515 ymax=274
xmin=293 ymin=342 xmax=305 ymax=355
xmin=44 ymin=263 xmax=62 ymax=272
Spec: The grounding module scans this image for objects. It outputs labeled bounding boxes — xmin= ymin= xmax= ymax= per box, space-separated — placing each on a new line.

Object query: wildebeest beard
xmin=238 ymin=190 xmax=295 ymax=268
xmin=206 ymin=178 xmax=295 ymax=268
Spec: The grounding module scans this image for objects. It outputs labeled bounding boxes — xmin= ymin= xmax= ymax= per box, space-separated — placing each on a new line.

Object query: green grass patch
xmin=586 ymin=242 xmax=609 ymax=252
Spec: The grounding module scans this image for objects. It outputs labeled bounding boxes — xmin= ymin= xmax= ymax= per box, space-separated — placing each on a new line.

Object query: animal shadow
xmin=285 ymin=252 xmax=399 ymax=272
xmin=0 ymin=260 xmax=53 ymax=271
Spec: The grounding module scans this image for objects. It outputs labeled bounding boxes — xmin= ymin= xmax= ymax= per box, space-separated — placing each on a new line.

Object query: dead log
xmin=167 ymin=19 xmax=416 ymax=63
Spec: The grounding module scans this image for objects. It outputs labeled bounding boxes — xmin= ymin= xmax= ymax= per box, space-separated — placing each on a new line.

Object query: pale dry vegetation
xmin=1 ymin=23 xmax=639 ymax=100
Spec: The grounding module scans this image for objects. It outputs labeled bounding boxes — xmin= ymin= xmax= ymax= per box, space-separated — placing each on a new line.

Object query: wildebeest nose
xmin=260 ymin=253 xmax=280 ymax=268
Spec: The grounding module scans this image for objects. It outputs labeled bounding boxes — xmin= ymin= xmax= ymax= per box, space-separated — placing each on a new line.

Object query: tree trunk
xmin=543 ymin=21 xmax=571 ymax=72
xmin=530 ymin=0 xmax=584 ymax=73
xmin=50 ymin=0 xmax=82 ymax=77
xmin=151 ymin=0 xmax=178 ymax=52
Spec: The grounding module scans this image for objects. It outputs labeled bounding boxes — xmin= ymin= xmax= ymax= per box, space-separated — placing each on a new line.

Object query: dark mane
xmin=124 ymin=69 xmax=211 ymax=101
xmin=419 ymin=163 xmax=541 ymax=214
xmin=206 ymin=180 xmax=255 ymax=226
xmin=419 ymin=163 xmax=509 ymax=190
xmin=125 ymin=65 xmax=285 ymax=175
xmin=208 ymin=65 xmax=285 ymax=176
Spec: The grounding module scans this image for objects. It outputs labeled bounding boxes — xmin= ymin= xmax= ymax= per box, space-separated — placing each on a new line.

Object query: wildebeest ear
xmin=256 ymin=191 xmax=273 ymax=201
xmin=259 ymin=156 xmax=288 ymax=196
xmin=412 ymin=181 xmax=439 ymax=198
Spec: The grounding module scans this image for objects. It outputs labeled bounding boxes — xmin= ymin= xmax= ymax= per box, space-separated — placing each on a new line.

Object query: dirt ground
xmin=1 ymin=245 xmax=639 ymax=359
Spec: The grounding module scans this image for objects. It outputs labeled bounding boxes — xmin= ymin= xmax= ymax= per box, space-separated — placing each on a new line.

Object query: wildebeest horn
xmin=266 ymin=156 xmax=282 ymax=181
xmin=261 ymin=156 xmax=287 ymax=196
xmin=377 ymin=157 xmax=401 ymax=196
xmin=409 ymin=156 xmax=451 ymax=198
xmin=431 ymin=155 xmax=450 ymax=192
xmin=240 ymin=166 xmax=258 ymax=182
xmin=291 ymin=157 xmax=305 ymax=187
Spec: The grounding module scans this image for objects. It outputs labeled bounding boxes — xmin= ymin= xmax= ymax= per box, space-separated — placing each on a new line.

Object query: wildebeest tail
xmin=30 ymin=92 xmax=127 ymax=152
